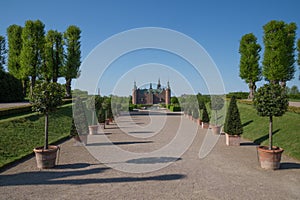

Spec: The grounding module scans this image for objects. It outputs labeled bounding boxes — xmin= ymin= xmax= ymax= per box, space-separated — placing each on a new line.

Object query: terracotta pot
xmin=79 ymin=134 xmax=88 ymax=145
xmin=257 ymin=146 xmax=284 ymax=170
xmin=225 ymin=133 xmax=241 ymax=146
xmin=105 ymin=119 xmax=110 ymax=125
xmin=197 ymin=119 xmax=202 ymax=125
xmin=33 ymin=145 xmax=59 ymax=169
xmin=89 ymin=125 xmax=98 ymax=135
xmin=202 ymin=122 xmax=209 ymax=129
xmin=212 ymin=125 xmax=221 ymax=134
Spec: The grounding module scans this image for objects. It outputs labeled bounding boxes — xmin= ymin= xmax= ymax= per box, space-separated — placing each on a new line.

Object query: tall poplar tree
xmin=7 ymin=25 xmax=28 ymax=95
xmin=0 ymin=35 xmax=6 ymax=71
xmin=239 ymin=33 xmax=261 ymax=99
xmin=297 ymin=39 xmax=300 ymax=80
xmin=20 ymin=20 xmax=45 ymax=96
xmin=63 ymin=25 xmax=81 ymax=98
xmin=43 ymin=30 xmax=64 ymax=82
xmin=262 ymin=20 xmax=297 ymax=87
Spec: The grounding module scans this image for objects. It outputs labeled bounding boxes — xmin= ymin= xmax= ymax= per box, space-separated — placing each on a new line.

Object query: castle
xmin=132 ymin=79 xmax=171 ymax=105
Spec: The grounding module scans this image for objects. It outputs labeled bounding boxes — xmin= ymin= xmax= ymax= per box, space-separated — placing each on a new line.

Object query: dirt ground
xmin=0 ymin=113 xmax=300 ymax=200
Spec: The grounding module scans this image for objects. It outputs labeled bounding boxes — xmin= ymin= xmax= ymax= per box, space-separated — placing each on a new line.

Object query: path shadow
xmin=0 ymin=167 xmax=185 ymax=186
xmin=253 ymin=129 xmax=280 ymax=145
xmin=128 ymin=131 xmax=154 ymax=134
xmin=280 ymin=162 xmax=300 ymax=170
xmin=242 ymin=120 xmax=253 ymax=127
xmin=54 ymin=163 xmax=91 ymax=169
xmin=86 ymin=141 xmax=153 ymax=146
xmin=126 ymin=157 xmax=182 ymax=164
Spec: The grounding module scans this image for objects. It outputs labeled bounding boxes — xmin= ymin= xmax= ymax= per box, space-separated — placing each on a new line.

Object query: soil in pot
xmin=257 ymin=146 xmax=284 ymax=170
xmin=33 ymin=145 xmax=59 ymax=169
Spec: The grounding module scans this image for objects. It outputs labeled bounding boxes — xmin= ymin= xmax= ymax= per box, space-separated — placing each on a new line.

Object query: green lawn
xmin=0 ymin=104 xmax=72 ymax=168
xmin=238 ymin=103 xmax=300 ymax=160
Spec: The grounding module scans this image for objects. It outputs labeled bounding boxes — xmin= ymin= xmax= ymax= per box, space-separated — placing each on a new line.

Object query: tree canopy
xmin=262 ymin=20 xmax=297 ymax=86
xmin=239 ymin=33 xmax=261 ymax=99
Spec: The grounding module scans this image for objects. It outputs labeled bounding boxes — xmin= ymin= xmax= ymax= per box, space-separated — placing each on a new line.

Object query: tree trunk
xmin=280 ymin=81 xmax=286 ymax=88
xmin=269 ymin=115 xmax=273 ymax=150
xmin=65 ymin=78 xmax=72 ymax=98
xmin=248 ymin=81 xmax=255 ymax=99
xmin=30 ymin=76 xmax=36 ymax=97
xmin=22 ymin=79 xmax=27 ymax=97
xmin=44 ymin=112 xmax=49 ymax=150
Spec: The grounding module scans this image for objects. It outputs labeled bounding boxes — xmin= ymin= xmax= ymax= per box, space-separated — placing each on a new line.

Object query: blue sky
xmin=1 ymin=0 xmax=300 ymax=96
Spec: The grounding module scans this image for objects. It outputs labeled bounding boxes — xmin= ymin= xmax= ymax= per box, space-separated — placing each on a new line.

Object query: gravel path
xmin=0 ymin=113 xmax=300 ymax=200
xmin=0 ymin=102 xmax=30 ymax=109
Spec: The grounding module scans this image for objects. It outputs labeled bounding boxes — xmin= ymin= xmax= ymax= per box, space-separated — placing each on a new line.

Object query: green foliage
xmin=0 ymin=35 xmax=6 ymax=71
xmin=7 ymin=25 xmax=23 ymax=79
xmin=226 ymin=92 xmax=249 ymax=99
xmin=63 ymin=25 xmax=81 ymax=97
xmin=43 ymin=30 xmax=64 ymax=82
xmin=169 ymin=105 xmax=181 ymax=112
xmin=210 ymin=95 xmax=225 ymax=125
xmin=239 ymin=33 xmax=261 ymax=98
xmin=224 ymin=96 xmax=243 ymax=135
xmin=0 ymin=105 xmax=32 ymax=119
xmin=73 ymin=97 xmax=89 ymax=135
xmin=170 ymin=96 xmax=179 ymax=105
xmin=201 ymin=104 xmax=210 ymax=123
xmin=20 ymin=20 xmax=45 ymax=94
xmin=298 ymin=39 xmax=300 ymax=80
xmin=0 ymin=70 xmax=24 ymax=102
xmin=262 ymin=20 xmax=297 ymax=85
xmin=30 ymin=82 xmax=64 ymax=114
xmin=254 ymin=84 xmax=288 ymax=117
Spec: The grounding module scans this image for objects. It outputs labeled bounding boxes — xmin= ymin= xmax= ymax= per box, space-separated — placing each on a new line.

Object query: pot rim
xmin=257 ymin=145 xmax=284 ymax=153
xmin=33 ymin=145 xmax=59 ymax=153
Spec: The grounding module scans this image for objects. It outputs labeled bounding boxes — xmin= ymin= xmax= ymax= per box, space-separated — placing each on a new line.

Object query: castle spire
xmin=157 ymin=78 xmax=161 ymax=89
xmin=133 ymin=81 xmax=137 ymax=90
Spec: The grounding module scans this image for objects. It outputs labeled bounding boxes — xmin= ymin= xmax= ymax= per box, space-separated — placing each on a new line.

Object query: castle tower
xmin=165 ymin=81 xmax=171 ymax=105
xmin=132 ymin=81 xmax=137 ymax=104
xmin=157 ymin=78 xmax=161 ymax=89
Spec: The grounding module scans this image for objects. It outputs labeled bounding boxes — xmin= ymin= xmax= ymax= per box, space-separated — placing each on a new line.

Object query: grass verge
xmin=0 ymin=104 xmax=72 ymax=168
xmin=238 ymin=103 xmax=300 ymax=160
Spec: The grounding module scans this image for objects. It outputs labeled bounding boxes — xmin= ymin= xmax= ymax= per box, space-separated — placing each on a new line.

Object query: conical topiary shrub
xmin=224 ymin=96 xmax=243 ymax=145
xmin=201 ymin=104 xmax=210 ymax=128
xmin=224 ymin=96 xmax=243 ymax=135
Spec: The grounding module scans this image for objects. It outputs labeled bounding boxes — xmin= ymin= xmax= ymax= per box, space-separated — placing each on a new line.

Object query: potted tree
xmin=72 ymin=97 xmax=89 ymax=144
xmin=224 ymin=96 xmax=243 ymax=146
xmin=201 ymin=104 xmax=210 ymax=129
xmin=31 ymin=82 xmax=64 ymax=169
xmin=192 ymin=106 xmax=199 ymax=123
xmin=254 ymin=83 xmax=288 ymax=170
xmin=210 ymin=95 xmax=224 ymax=134
xmin=86 ymin=96 xmax=99 ymax=135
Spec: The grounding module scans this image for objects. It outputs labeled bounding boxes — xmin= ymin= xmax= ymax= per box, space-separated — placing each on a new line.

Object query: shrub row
xmin=226 ymin=92 xmax=249 ymax=99
xmin=0 ymin=99 xmax=73 ymax=118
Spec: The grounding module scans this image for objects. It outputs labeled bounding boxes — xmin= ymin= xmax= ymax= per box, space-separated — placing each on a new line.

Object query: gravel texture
xmin=0 ymin=113 xmax=300 ymax=200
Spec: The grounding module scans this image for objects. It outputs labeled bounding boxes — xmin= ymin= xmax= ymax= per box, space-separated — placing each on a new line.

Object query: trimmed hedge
xmin=169 ymin=105 xmax=181 ymax=112
xmin=0 ymin=99 xmax=73 ymax=118
xmin=0 ymin=71 xmax=24 ymax=102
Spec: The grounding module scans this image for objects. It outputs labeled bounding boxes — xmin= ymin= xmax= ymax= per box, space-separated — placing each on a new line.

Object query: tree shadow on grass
xmin=253 ymin=129 xmax=280 ymax=145
xmin=242 ymin=120 xmax=253 ymax=127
